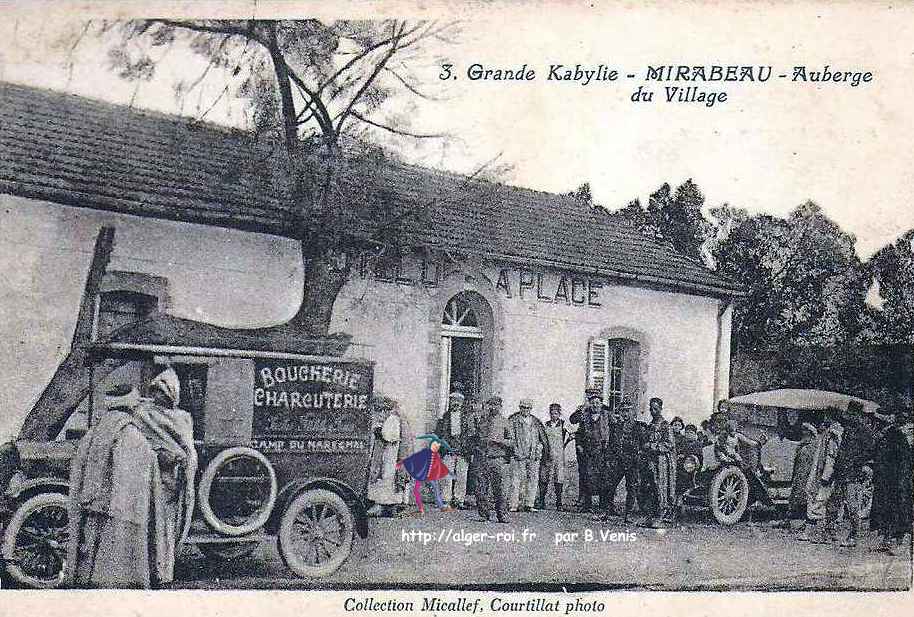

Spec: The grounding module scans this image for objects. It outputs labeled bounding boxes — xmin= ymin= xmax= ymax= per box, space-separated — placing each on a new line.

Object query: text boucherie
xmin=258 ymin=364 xmax=362 ymax=390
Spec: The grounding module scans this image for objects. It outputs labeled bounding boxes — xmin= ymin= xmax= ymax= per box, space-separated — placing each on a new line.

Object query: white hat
xmin=149 ymin=368 xmax=180 ymax=406
xmin=448 ymin=391 xmax=465 ymax=401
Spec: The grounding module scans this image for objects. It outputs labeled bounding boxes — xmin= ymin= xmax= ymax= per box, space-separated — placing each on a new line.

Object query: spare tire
xmin=198 ymin=446 xmax=277 ymax=537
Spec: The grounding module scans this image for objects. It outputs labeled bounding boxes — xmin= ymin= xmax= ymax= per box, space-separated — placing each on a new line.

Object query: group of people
xmin=368 ymin=387 xmax=699 ymax=528
xmin=367 ymin=387 xmax=914 ymax=550
xmin=785 ymin=401 xmax=913 ymax=555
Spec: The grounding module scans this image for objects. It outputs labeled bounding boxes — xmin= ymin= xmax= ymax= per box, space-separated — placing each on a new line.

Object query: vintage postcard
xmin=0 ymin=0 xmax=911 ymax=615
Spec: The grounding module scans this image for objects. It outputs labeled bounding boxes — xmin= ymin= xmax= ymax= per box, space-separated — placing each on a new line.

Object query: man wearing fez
xmin=570 ymin=388 xmax=610 ymax=513
xmin=508 ymin=399 xmax=550 ymax=512
xmin=639 ymin=397 xmax=676 ymax=527
xmin=67 ymin=368 xmax=196 ymax=588
xmin=473 ymin=396 xmax=515 ymax=523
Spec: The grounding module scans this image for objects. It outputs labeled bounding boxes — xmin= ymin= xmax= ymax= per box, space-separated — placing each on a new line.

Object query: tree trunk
xmin=287 ymin=247 xmax=351 ymax=335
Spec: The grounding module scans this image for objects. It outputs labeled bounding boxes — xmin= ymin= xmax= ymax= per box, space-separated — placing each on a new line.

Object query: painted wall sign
xmin=358 ymin=252 xmax=440 ymax=287
xmin=251 ymin=360 xmax=373 ymax=454
xmin=495 ymin=268 xmax=603 ymax=306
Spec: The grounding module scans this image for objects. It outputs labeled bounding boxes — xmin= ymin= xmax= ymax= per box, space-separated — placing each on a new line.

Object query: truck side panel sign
xmin=251 ymin=360 xmax=372 ymax=454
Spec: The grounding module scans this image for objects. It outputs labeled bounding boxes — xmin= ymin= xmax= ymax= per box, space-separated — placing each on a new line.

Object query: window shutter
xmin=587 ymin=339 xmax=609 ymax=397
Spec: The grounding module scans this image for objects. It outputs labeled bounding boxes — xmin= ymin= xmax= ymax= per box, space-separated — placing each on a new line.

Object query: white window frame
xmin=439 ymin=297 xmax=484 ymax=415
xmin=587 ymin=339 xmax=626 ymax=409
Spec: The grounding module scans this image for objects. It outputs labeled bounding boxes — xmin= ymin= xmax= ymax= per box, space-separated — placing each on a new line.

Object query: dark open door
xmin=449 ymin=337 xmax=481 ymax=400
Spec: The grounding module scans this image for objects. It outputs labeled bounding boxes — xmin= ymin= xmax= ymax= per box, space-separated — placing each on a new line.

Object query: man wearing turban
xmin=66 ymin=368 xmax=196 ymax=588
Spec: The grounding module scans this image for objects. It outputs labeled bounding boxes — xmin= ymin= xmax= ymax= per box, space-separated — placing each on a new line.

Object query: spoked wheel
xmin=1 ymin=493 xmax=69 ymax=588
xmin=278 ymin=489 xmax=354 ymax=578
xmin=709 ymin=466 xmax=750 ymax=525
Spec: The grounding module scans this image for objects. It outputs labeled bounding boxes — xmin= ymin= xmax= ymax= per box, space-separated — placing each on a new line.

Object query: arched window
xmin=438 ymin=292 xmax=492 ymax=412
xmin=442 ymin=295 xmax=481 ymax=334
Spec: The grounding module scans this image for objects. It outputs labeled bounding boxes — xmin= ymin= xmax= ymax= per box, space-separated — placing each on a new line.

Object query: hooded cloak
xmin=400 ymin=448 xmax=450 ymax=482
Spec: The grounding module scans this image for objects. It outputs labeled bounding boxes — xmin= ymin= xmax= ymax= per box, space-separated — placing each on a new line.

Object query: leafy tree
xmin=92 ymin=19 xmax=463 ymax=335
xmin=612 ymin=180 xmax=713 ymax=261
xmin=614 ymin=197 xmax=659 ymax=238
xmin=649 ymin=180 xmax=713 ymax=262
xmin=565 ymin=182 xmax=594 ymax=206
xmin=713 ymin=201 xmax=869 ymax=352
xmin=864 ymin=229 xmax=914 ymax=343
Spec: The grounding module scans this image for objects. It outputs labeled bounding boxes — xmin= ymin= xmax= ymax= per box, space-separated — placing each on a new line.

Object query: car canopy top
xmin=727 ymin=389 xmax=879 ymax=414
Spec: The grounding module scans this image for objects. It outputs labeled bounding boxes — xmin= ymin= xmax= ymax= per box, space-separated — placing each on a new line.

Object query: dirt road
xmin=173 ymin=507 xmax=911 ymax=590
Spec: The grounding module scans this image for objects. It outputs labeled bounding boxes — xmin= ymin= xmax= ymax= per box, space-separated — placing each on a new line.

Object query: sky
xmin=0 ymin=1 xmax=912 ymax=258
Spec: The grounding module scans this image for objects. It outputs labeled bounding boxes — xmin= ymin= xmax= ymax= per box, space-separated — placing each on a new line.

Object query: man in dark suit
xmin=570 ymin=388 xmax=610 ymax=513
xmin=602 ymin=399 xmax=642 ymax=523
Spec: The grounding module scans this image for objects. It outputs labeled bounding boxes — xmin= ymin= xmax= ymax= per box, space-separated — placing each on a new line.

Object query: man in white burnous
xmin=66 ymin=368 xmax=196 ymax=588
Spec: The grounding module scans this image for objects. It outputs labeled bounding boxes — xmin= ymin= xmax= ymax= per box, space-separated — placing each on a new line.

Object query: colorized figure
xmin=397 ymin=433 xmax=454 ymax=515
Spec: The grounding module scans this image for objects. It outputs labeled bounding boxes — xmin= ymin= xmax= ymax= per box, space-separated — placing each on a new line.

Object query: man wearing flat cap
xmin=508 ymin=399 xmax=550 ymax=512
xmin=436 ymin=390 xmax=469 ymax=508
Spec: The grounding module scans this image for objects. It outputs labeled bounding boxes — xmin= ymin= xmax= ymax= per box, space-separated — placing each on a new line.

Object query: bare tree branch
xmin=383 ymin=66 xmax=444 ymax=101
xmin=315 ymin=21 xmax=426 ymax=97
xmin=284 ymin=64 xmax=337 ymax=143
xmin=63 ymin=20 xmax=93 ymax=87
xmin=180 ymin=36 xmax=230 ymax=97
xmin=334 ymin=21 xmax=406 ymax=134
xmin=146 ymin=19 xmax=255 ymax=41
xmin=399 ymin=21 xmax=460 ymax=49
xmin=350 ymin=111 xmax=444 ymax=139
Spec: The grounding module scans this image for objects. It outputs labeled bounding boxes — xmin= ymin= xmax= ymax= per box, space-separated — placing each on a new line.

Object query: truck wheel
xmin=198 ymin=541 xmax=259 ymax=562
xmin=278 ymin=489 xmax=354 ymax=578
xmin=2 ymin=493 xmax=69 ymax=589
xmin=709 ymin=466 xmax=749 ymax=525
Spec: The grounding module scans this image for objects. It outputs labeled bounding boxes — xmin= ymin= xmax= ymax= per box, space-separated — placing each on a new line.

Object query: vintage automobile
xmin=676 ymin=389 xmax=879 ymax=525
xmin=0 ymin=227 xmax=374 ymax=588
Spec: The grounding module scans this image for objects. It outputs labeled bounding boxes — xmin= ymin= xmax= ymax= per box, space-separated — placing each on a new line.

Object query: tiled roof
xmin=0 ymin=82 xmax=742 ymax=297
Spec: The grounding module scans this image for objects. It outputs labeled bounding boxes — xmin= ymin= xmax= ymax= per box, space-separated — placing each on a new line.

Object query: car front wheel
xmin=709 ymin=466 xmax=750 ymax=525
xmin=277 ymin=489 xmax=354 ymax=578
xmin=1 ymin=492 xmax=69 ymax=588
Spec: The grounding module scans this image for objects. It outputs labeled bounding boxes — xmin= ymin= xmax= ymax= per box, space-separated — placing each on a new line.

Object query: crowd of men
xmin=367 ymin=387 xmax=913 ymax=554
xmin=790 ymin=402 xmax=913 ymax=555
xmin=371 ymin=388 xmax=720 ymax=527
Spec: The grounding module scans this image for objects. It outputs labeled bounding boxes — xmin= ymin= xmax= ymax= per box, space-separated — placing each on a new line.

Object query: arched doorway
xmin=438 ymin=292 xmax=493 ymax=410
